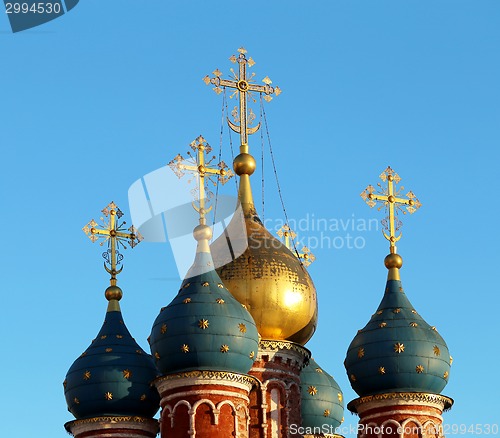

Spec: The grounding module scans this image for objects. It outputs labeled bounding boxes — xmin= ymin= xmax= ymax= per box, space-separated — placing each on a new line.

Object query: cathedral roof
xmin=300 ymin=358 xmax=344 ymax=431
xmin=149 ymin=225 xmax=260 ymax=376
xmin=344 ymin=254 xmax=452 ymax=397
xmin=64 ymin=286 xmax=160 ymax=420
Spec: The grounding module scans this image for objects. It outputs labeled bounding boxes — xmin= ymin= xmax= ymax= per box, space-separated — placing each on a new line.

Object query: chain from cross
xmin=83 ymin=202 xmax=143 ymax=281
xmin=203 ymin=47 xmax=281 ymax=147
xmin=360 ymin=166 xmax=422 ymax=253
xmin=168 ymin=135 xmax=233 ymax=223
xmin=277 ymin=225 xmax=316 ymax=267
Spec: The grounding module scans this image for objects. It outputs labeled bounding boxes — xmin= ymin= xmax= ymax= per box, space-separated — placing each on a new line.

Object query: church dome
xmin=300 ymin=358 xmax=344 ymax=431
xmin=344 ymin=254 xmax=452 ymax=397
xmin=64 ymin=286 xmax=160 ymax=419
xmin=150 ymin=225 xmax=259 ymax=375
xmin=211 ymin=152 xmax=318 ymax=345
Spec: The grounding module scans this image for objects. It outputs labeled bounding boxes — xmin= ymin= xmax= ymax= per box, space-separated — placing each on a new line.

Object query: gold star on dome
xmin=450 ymin=355 xmax=453 ymax=365
xmin=83 ymin=370 xmax=91 ymax=380
xmin=350 ymin=374 xmax=356 ymax=382
xmin=416 ymin=365 xmax=425 ymax=374
xmin=249 ymin=351 xmax=255 ymax=359
xmin=378 ymin=366 xmax=386 ymax=375
xmin=105 ymin=392 xmax=113 ymax=401
xmin=202 ymin=282 xmax=209 ymax=287
xmin=411 ymin=309 xmax=417 ymax=314
xmin=63 ymin=380 xmax=67 ymax=389
xmin=357 ymin=347 xmax=365 ymax=358
xmin=241 ymin=304 xmax=247 ymax=309
xmin=136 ymin=349 xmax=142 ymax=354
xmin=323 ymin=409 xmax=330 ymax=417
xmin=123 ymin=369 xmax=131 ymax=379
xmin=161 ymin=324 xmax=167 ymax=334
xmin=154 ymin=352 xmax=160 ymax=359
xmin=376 ymin=310 xmax=383 ymax=315
xmin=238 ymin=323 xmax=247 ymax=333
xmin=116 ymin=334 xmax=123 ymax=339
xmin=394 ymin=342 xmax=405 ymax=353
xmin=410 ymin=322 xmax=418 ymax=327
xmin=431 ymin=326 xmax=438 ymax=331
xmin=216 ymin=298 xmax=225 ymax=304
xmin=100 ymin=335 xmax=107 ymax=339
xmin=315 ymin=367 xmax=323 ymax=373
xmin=444 ymin=371 xmax=449 ymax=379
xmin=198 ymin=319 xmax=209 ymax=329
xmin=338 ymin=393 xmax=343 ymax=402
xmin=217 ymin=283 xmax=224 ymax=288
xmin=105 ymin=348 xmax=112 ymax=353
xmin=74 ymin=397 xmax=80 ymax=404
xmin=181 ymin=344 xmax=190 ymax=353
xmin=308 ymin=386 xmax=318 ymax=396
xmin=393 ymin=308 xmax=401 ymax=314
xmin=183 ymin=282 xmax=191 ymax=289
xmin=220 ymin=344 xmax=230 ymax=353
xmin=183 ymin=298 xmax=191 ymax=304
xmin=379 ymin=322 xmax=387 ymax=328
xmin=433 ymin=345 xmax=441 ymax=356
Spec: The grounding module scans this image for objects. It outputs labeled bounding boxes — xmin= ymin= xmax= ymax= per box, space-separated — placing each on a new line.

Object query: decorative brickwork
xmin=65 ymin=416 xmax=159 ymax=438
xmin=347 ymin=392 xmax=453 ymax=438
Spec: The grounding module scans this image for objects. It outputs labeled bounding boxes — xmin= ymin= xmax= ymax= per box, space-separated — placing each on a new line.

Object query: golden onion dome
xmin=211 ymin=148 xmax=318 ymax=345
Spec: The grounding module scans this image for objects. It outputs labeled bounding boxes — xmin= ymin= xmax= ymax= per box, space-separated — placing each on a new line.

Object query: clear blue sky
xmin=1 ymin=1 xmax=499 ymax=436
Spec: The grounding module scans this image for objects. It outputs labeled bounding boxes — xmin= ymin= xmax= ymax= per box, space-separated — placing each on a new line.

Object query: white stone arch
xmin=381 ymin=419 xmax=403 ymax=438
xmin=401 ymin=417 xmax=424 ymax=437
xmin=359 ymin=421 xmax=380 ymax=438
xmin=422 ymin=420 xmax=440 ymax=438
xmin=216 ymin=400 xmax=239 ymax=437
xmin=171 ymin=399 xmax=193 ymax=429
xmin=193 ymin=398 xmax=219 ymax=425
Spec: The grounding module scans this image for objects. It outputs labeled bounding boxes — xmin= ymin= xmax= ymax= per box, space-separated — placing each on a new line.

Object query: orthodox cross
xmin=277 ymin=225 xmax=316 ymax=267
xmin=168 ymin=135 xmax=233 ymax=224
xmin=83 ymin=202 xmax=143 ymax=282
xmin=203 ymin=47 xmax=281 ymax=147
xmin=361 ymin=166 xmax=422 ymax=253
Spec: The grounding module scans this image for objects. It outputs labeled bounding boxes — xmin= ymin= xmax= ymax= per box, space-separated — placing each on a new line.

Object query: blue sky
xmin=1 ymin=1 xmax=499 ymax=436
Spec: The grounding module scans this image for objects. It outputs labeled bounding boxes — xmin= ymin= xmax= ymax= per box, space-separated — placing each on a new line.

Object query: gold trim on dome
xmin=258 ymin=339 xmax=311 ymax=359
xmin=347 ymin=392 xmax=454 ymax=414
xmin=155 ymin=370 xmax=258 ymax=386
xmin=64 ymin=416 xmax=158 ymax=433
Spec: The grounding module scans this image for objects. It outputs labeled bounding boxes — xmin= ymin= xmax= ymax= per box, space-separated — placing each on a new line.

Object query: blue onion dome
xmin=149 ymin=224 xmax=259 ymax=375
xmin=344 ymin=254 xmax=452 ymax=397
xmin=64 ymin=285 xmax=160 ymax=419
xmin=300 ymin=358 xmax=344 ymax=431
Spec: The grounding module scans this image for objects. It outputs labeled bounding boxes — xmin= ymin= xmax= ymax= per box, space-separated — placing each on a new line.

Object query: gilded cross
xmin=168 ymin=135 xmax=233 ymax=223
xmin=83 ymin=202 xmax=143 ymax=281
xmin=277 ymin=225 xmax=316 ymax=267
xmin=361 ymin=166 xmax=422 ymax=253
xmin=203 ymin=47 xmax=281 ymax=147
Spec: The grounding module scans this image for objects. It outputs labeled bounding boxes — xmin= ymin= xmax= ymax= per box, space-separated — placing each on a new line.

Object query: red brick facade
xmin=347 ymin=393 xmax=453 ymax=438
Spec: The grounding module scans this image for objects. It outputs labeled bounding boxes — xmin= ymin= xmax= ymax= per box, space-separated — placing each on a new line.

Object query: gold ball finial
xmin=193 ymin=224 xmax=213 ymax=242
xmin=384 ymin=253 xmax=403 ymax=270
xmin=233 ymin=153 xmax=256 ymax=176
xmin=105 ymin=285 xmax=123 ymax=301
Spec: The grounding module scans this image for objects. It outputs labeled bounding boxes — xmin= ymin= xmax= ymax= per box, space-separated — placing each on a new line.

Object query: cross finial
xmin=203 ymin=48 xmax=281 ymax=150
xmin=168 ymin=135 xmax=233 ymax=224
xmin=277 ymin=225 xmax=316 ymax=267
xmin=361 ymin=166 xmax=422 ymax=254
xmin=82 ymin=202 xmax=143 ymax=285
